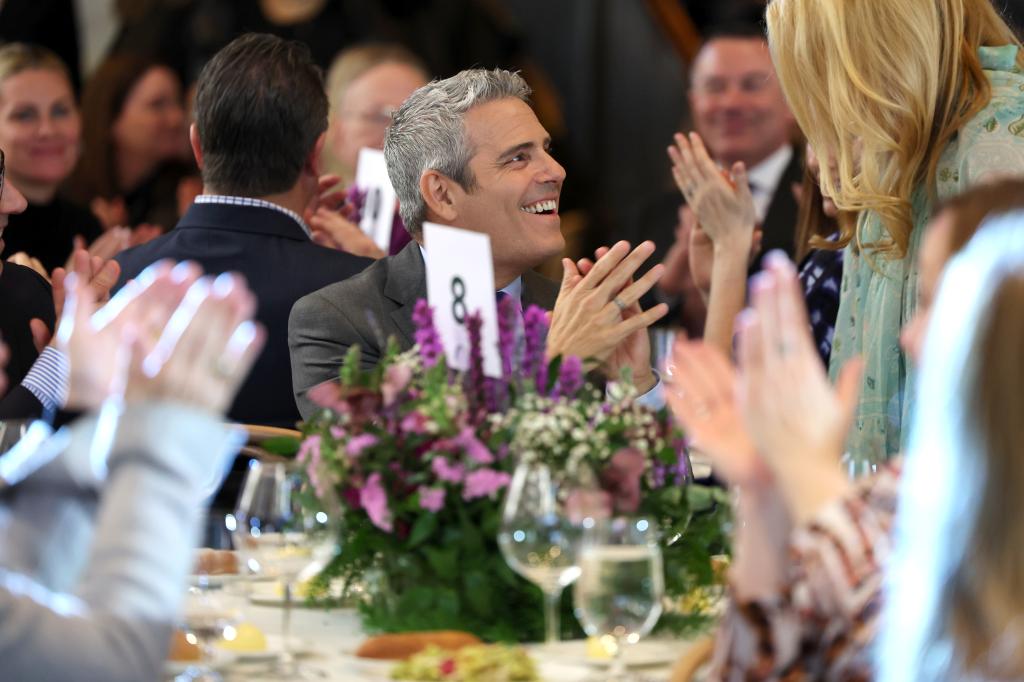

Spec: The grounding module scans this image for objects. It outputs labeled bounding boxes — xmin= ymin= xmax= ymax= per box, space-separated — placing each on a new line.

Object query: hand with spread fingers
xmin=736 ymin=252 xmax=862 ymax=524
xmin=309 ymin=207 xmax=386 ymax=259
xmin=665 ymin=338 xmax=767 ymax=487
xmin=57 ymin=261 xmax=201 ymax=410
xmin=129 ymin=271 xmax=265 ymax=413
xmin=547 ymin=240 xmax=668 ymax=393
xmin=667 ymin=131 xmax=757 ymax=251
xmin=31 ymin=247 xmax=123 ymax=353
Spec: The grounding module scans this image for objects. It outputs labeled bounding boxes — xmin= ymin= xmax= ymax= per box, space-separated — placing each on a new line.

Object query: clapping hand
xmin=665 ymin=338 xmax=767 ymax=487
xmin=548 ymin=241 xmax=667 ymax=392
xmin=31 ymin=248 xmax=122 ymax=353
xmin=735 ymin=252 xmax=861 ymax=524
xmin=668 ymin=132 xmax=756 ymax=252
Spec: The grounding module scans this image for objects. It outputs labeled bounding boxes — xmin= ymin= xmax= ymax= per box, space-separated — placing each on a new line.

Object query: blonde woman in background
xmin=313 ymin=44 xmax=428 ymax=258
xmin=0 ymin=44 xmax=128 ymax=275
xmin=766 ymin=0 xmax=1024 ymax=465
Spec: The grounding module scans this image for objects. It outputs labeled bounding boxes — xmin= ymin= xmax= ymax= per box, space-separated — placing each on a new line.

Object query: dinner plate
xmin=530 ymin=638 xmax=685 ymax=669
xmin=247 ymin=579 xmax=345 ymax=606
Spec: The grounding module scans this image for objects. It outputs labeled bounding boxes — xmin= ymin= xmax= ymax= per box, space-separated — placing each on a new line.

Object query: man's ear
xmin=189 ymin=123 xmax=203 ymax=169
xmin=420 ymin=170 xmax=460 ymax=223
xmin=305 ymin=132 xmax=327 ymax=178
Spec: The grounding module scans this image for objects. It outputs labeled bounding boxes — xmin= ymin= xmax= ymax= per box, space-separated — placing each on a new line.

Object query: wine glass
xmin=498 ymin=459 xmax=591 ymax=645
xmin=229 ymin=460 xmax=337 ymax=677
xmin=177 ymin=587 xmax=241 ymax=681
xmin=573 ymin=516 xmax=664 ymax=680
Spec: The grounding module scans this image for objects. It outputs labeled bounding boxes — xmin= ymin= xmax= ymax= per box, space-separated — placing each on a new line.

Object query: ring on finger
xmin=612 ymin=296 xmax=628 ymax=312
xmin=210 ymin=356 xmax=234 ymax=380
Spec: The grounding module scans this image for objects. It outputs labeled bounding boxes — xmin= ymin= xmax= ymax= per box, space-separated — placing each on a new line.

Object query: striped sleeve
xmin=20 ymin=348 xmax=69 ymax=414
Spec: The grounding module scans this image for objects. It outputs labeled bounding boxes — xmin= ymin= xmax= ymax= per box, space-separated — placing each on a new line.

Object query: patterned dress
xmin=708 ymin=463 xmax=901 ymax=681
xmin=828 ymin=46 xmax=1024 ymax=466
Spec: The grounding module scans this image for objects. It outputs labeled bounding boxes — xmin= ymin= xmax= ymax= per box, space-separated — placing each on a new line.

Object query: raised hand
xmin=57 ymin=261 xmax=199 ymax=410
xmin=29 ymin=248 xmax=122 ymax=353
xmin=309 ymin=208 xmax=385 ymax=259
xmin=128 ymin=272 xmax=265 ymax=413
xmin=736 ymin=252 xmax=861 ymax=523
xmin=665 ymin=338 xmax=768 ymax=487
xmin=547 ymin=241 xmax=668 ymax=392
xmin=668 ymin=132 xmax=757 ymax=251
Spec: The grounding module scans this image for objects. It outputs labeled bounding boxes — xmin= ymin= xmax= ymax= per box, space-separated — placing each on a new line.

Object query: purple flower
xmin=344 ymin=185 xmax=367 ymax=222
xmin=431 ymin=456 xmax=465 ymax=483
xmin=382 ymin=364 xmax=413 ymax=407
xmin=360 ymin=472 xmax=393 ymax=532
xmin=462 ymin=468 xmax=511 ymax=500
xmin=553 ymin=355 xmax=583 ymax=398
xmin=464 ymin=312 xmax=485 ymax=414
xmin=522 ymin=306 xmax=549 ymax=392
xmin=497 ymin=295 xmax=520 ymax=378
xmin=329 ymin=426 xmax=346 ymax=440
xmin=308 ymin=381 xmax=346 ymax=412
xmin=347 ymin=434 xmax=379 ymax=458
xmin=412 ymin=299 xmax=444 ymax=368
xmin=418 ymin=486 xmax=446 ymax=512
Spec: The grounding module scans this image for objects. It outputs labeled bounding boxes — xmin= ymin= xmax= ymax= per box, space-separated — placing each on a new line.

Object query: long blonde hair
xmin=766 ymin=0 xmax=1021 ymax=258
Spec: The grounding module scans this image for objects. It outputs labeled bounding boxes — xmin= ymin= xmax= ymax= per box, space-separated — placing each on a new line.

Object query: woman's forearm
xmin=702 ymin=244 xmax=749 ymax=359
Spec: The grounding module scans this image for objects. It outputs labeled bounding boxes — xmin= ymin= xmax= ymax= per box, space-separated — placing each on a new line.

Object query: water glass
xmin=573 ymin=516 xmax=664 ymax=680
xmin=498 ymin=459 xmax=588 ymax=644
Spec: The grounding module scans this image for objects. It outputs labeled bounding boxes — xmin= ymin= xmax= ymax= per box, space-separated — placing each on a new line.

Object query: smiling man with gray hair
xmin=289 ymin=68 xmax=667 ymax=418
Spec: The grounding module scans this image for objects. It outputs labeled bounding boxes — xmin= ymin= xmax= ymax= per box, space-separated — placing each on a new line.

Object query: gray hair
xmin=383 ymin=68 xmax=532 ymax=238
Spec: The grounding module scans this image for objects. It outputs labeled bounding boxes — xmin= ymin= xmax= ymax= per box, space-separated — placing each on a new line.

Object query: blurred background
xmin=3 ymin=0 xmax=1024 ymax=265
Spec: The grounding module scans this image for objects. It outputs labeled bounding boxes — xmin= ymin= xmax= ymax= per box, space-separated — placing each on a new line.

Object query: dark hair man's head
xmin=192 ymin=33 xmax=327 ymax=197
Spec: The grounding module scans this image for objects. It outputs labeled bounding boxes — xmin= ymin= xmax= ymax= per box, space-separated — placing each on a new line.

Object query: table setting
xmin=167 ymin=301 xmax=729 ymax=681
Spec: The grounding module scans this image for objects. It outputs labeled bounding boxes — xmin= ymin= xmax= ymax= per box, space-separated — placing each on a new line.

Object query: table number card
xmin=423 ymin=223 xmax=502 ymax=378
xmin=354 ymin=147 xmax=397 ymax=252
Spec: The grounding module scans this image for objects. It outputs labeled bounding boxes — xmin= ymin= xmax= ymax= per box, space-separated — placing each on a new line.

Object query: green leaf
xmin=407 ymin=513 xmax=438 ymax=548
xmin=259 ymin=436 xmax=300 ymax=457
xmin=424 ymin=546 xmax=458 ymax=576
xmin=463 ymin=570 xmax=493 ymax=616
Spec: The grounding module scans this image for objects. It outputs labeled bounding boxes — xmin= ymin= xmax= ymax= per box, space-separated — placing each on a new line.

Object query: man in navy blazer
xmin=115 ymin=33 xmax=370 ymax=428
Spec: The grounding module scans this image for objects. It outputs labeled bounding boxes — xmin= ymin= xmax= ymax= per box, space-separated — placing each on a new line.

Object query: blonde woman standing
xmin=766 ymin=0 xmax=1024 ymax=464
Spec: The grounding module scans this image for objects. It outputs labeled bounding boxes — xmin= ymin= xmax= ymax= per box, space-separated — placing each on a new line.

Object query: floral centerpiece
xmin=297 ymin=298 xmax=729 ymax=642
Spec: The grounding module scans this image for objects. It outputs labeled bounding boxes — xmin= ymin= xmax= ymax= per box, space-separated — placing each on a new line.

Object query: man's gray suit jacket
xmin=288 ymin=241 xmax=560 ymax=419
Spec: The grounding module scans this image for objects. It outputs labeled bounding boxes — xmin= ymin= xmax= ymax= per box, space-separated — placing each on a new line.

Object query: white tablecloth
xmin=174 ymin=586 xmax=697 ymax=681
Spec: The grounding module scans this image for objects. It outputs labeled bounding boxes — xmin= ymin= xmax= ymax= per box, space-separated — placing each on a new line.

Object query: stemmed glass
xmin=573 ymin=516 xmax=664 ymax=681
xmin=229 ymin=460 xmax=337 ymax=677
xmin=498 ymin=459 xmax=590 ymax=645
xmin=177 ymin=588 xmax=241 ymax=681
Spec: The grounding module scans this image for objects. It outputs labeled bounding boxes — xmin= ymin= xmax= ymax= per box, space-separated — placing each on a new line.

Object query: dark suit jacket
xmin=289 ymin=241 xmax=560 ymax=419
xmin=114 ymin=202 xmax=371 ymax=428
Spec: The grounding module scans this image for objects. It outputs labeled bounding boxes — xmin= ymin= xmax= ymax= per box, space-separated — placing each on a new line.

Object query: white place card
xmin=354 ymin=147 xmax=397 ymax=252
xmin=423 ymin=223 xmax=501 ymax=378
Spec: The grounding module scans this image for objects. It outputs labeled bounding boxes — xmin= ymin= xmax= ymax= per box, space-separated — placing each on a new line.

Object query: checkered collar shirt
xmin=194 ymin=195 xmax=312 ymax=237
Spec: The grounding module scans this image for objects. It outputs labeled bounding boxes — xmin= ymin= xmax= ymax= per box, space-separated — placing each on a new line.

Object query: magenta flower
xmin=347 ymin=434 xmax=379 ymax=458
xmin=601 ymin=448 xmax=646 ymax=514
xmin=401 ymin=411 xmax=430 ymax=434
xmin=418 ymin=486 xmax=446 ymax=512
xmin=329 ymin=426 xmax=346 ymax=440
xmin=308 ymin=381 xmax=346 ymax=412
xmin=462 ymin=468 xmax=511 ymax=500
xmin=382 ymin=364 xmax=413 ymax=407
xmin=296 ymin=434 xmax=321 ymax=465
xmin=464 ymin=312 xmax=485 ymax=414
xmin=496 ymin=294 xmax=520 ymax=378
xmin=412 ymin=300 xmax=444 ymax=368
xmin=360 ymin=472 xmax=393 ymax=532
xmin=431 ymin=456 xmax=465 ymax=483
xmin=457 ymin=428 xmax=494 ymax=464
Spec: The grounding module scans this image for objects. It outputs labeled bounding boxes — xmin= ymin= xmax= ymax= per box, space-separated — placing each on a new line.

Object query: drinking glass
xmin=573 ymin=516 xmax=665 ymax=680
xmin=229 ymin=460 xmax=337 ymax=677
xmin=177 ymin=588 xmax=240 ymax=681
xmin=498 ymin=459 xmax=590 ymax=645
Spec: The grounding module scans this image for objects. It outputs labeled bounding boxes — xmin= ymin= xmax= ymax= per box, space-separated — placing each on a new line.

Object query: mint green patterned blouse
xmin=830 ymin=45 xmax=1024 ymax=466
